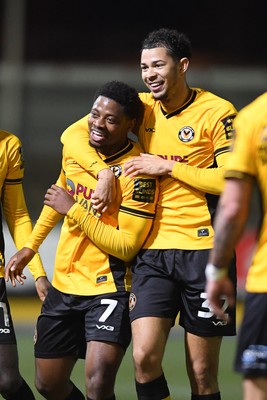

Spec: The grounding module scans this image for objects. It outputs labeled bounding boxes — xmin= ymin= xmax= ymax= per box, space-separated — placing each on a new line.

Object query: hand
xmin=124 ymin=153 xmax=175 ymax=177
xmin=91 ymin=168 xmax=116 ymax=214
xmin=5 ymin=247 xmax=35 ymax=287
xmin=35 ymin=276 xmax=51 ymax=301
xmin=44 ymin=184 xmax=75 ymax=214
xmin=205 ymin=277 xmax=235 ymax=321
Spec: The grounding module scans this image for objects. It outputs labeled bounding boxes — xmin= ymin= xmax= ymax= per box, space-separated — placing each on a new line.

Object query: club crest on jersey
xmin=129 ymin=292 xmax=137 ymax=311
xmin=178 ymin=126 xmax=194 ymax=142
xmin=110 ymin=165 xmax=122 ymax=178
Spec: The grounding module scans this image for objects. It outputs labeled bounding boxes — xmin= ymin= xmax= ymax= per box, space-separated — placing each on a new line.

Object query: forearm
xmin=171 ymin=163 xmax=225 ymax=195
xmin=209 ymin=180 xmax=251 ymax=268
xmin=25 ymin=205 xmax=63 ymax=253
xmin=67 ymin=203 xmax=152 ymax=262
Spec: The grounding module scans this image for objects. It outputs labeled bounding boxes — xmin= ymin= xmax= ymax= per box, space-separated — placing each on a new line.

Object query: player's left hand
xmin=5 ymin=247 xmax=35 ymax=286
xmin=124 ymin=153 xmax=175 ymax=177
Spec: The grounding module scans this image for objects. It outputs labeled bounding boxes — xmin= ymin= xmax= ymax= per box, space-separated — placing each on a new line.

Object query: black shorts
xmin=235 ymin=292 xmax=267 ymax=377
xmin=129 ymin=249 xmax=236 ymax=337
xmin=34 ymin=286 xmax=131 ymax=359
xmin=0 ymin=278 xmax=17 ymax=344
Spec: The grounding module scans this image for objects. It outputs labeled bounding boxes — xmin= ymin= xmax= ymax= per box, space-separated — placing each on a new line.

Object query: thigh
xmin=85 ymin=340 xmax=125 ymax=378
xmin=185 ymin=332 xmax=222 ymax=371
xmin=0 ymin=279 xmax=16 ymax=345
xmin=85 ymin=292 xmax=131 ymax=351
xmin=179 ymin=249 xmax=236 ymax=337
xmin=35 ymin=355 xmax=77 ymax=388
xmin=131 ymin=316 xmax=173 ymax=361
xmin=0 ymin=343 xmax=19 ymax=374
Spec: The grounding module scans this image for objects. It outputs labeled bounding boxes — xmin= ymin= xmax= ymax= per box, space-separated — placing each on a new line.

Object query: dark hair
xmin=94 ymin=80 xmax=144 ymax=122
xmin=141 ymin=28 xmax=192 ymax=62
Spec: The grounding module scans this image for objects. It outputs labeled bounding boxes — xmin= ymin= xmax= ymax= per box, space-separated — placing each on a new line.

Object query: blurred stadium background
xmin=1 ymin=1 xmax=267 ymax=398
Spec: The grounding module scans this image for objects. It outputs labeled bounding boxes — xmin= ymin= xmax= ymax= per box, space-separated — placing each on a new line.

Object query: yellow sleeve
xmin=2 ymin=183 xmax=47 ymax=280
xmin=171 ymin=152 xmax=229 ymax=195
xmin=61 ymin=115 xmax=108 ymax=178
xmin=24 ymin=204 xmax=63 ymax=254
xmin=67 ymin=202 xmax=153 ymax=262
xmin=25 ymin=165 xmax=73 ymax=256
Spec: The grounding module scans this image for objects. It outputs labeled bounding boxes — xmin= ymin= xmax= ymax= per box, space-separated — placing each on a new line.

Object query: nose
xmin=143 ymin=67 xmax=157 ymax=81
xmin=92 ymin=116 xmax=105 ymax=128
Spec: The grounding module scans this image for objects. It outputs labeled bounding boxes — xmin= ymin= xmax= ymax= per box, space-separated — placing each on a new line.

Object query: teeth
xmin=92 ymin=130 xmax=103 ymax=137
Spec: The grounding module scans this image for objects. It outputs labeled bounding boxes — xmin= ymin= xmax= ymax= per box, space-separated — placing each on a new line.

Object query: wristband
xmin=205 ymin=263 xmax=227 ymax=281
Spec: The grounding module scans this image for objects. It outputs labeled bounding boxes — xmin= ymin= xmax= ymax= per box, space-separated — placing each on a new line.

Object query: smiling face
xmin=88 ymin=95 xmax=134 ymax=156
xmin=141 ymin=47 xmax=180 ymax=98
xmin=140 ymin=47 xmax=189 ymax=111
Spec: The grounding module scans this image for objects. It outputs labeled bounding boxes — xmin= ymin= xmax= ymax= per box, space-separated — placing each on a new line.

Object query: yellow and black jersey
xmin=25 ymin=140 xmax=158 ymax=296
xmin=0 ymin=130 xmax=45 ymax=279
xmin=61 ymin=88 xmax=237 ymax=250
xmin=138 ymin=88 xmax=237 ymax=250
xmin=224 ymin=92 xmax=267 ymax=292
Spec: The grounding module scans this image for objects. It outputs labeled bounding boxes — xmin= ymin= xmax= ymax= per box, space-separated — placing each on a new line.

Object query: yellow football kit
xmin=0 ymin=130 xmax=46 ymax=280
xmin=225 ymin=92 xmax=267 ymax=292
xmin=61 ymin=88 xmax=237 ymax=250
xmin=25 ymin=140 xmax=158 ymax=296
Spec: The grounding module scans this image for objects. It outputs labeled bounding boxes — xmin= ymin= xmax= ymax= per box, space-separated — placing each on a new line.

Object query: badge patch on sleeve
xmin=132 ymin=178 xmax=156 ymax=203
xmin=221 ymin=115 xmax=235 ymax=139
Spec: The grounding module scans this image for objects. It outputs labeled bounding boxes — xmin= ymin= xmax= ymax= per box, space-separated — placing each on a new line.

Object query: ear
xmin=179 ymin=57 xmax=190 ymax=74
xmin=128 ymin=118 xmax=136 ymax=133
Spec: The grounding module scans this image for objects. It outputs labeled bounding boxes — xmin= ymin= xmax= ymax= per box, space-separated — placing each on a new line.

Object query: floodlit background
xmin=1 ymin=0 xmax=265 ymax=295
xmin=1 ymin=2 xmax=266 ymax=398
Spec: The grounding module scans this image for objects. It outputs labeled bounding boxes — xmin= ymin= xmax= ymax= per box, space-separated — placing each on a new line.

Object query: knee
xmin=86 ymin=368 xmax=115 ymax=397
xmin=35 ymin=375 xmax=54 ymax=397
xmin=0 ymin=373 xmax=21 ymax=396
xmin=133 ymin=346 xmax=160 ymax=373
xmin=190 ymin=361 xmax=218 ymax=393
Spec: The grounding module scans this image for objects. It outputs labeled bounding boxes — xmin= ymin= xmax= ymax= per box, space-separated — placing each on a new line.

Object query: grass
xmin=7 ymin=297 xmax=243 ymax=399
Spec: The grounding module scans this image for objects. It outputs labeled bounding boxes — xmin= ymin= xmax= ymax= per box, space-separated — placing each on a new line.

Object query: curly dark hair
xmin=141 ymin=28 xmax=192 ymax=62
xmin=94 ymin=80 xmax=144 ymax=122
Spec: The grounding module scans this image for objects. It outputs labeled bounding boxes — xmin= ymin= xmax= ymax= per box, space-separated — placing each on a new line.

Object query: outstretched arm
xmin=5 ymin=193 xmax=63 ymax=289
xmin=124 ymin=152 xmax=228 ymax=195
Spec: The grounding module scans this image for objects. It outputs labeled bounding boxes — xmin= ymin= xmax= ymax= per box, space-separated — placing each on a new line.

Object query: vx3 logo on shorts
xmin=212 ymin=320 xmax=228 ymax=326
xmin=0 ymin=328 xmax=10 ymax=334
xmin=96 ymin=324 xmax=114 ymax=331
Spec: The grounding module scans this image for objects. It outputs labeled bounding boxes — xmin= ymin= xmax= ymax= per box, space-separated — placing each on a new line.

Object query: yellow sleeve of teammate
xmin=67 ymin=202 xmax=153 ymax=262
xmin=61 ymin=115 xmax=108 ymax=178
xmin=171 ymin=152 xmax=229 ymax=195
xmin=3 ymin=183 xmax=47 ymax=280
xmin=24 ymin=170 xmax=66 ymax=254
xmin=24 ymin=204 xmax=63 ymax=254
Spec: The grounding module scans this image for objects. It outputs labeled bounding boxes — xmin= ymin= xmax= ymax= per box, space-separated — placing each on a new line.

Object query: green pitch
xmin=15 ymin=326 xmax=242 ymax=400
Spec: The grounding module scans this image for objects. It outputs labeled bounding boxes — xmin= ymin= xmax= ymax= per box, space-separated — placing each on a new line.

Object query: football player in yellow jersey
xmin=206 ymin=92 xmax=267 ymax=400
xmin=5 ymin=81 xmax=158 ymax=400
xmin=58 ymin=29 xmax=237 ymax=400
xmin=0 ymin=131 xmax=49 ymax=399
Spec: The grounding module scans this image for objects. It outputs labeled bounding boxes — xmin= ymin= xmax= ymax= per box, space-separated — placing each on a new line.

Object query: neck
xmin=161 ymin=84 xmax=191 ymax=114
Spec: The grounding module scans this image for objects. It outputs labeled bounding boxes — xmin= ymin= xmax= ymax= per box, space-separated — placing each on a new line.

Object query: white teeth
xmin=92 ymin=130 xmax=103 ymax=137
